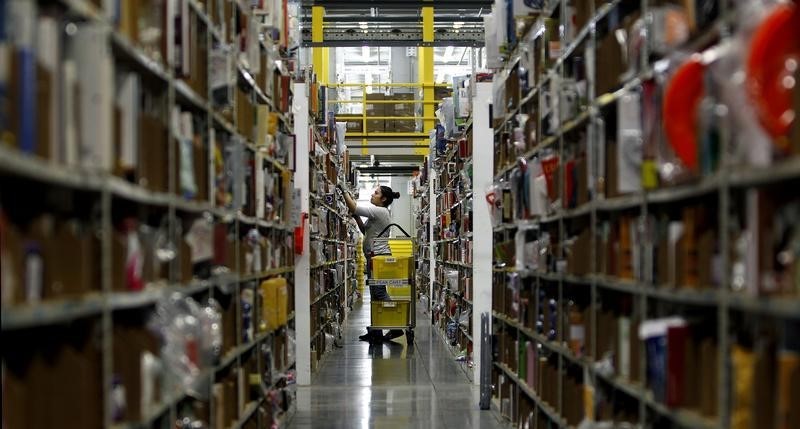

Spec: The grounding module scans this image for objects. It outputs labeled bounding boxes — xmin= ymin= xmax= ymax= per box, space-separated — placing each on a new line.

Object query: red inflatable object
xmin=663 ymin=56 xmax=705 ymax=171
xmin=746 ymin=3 xmax=800 ymax=143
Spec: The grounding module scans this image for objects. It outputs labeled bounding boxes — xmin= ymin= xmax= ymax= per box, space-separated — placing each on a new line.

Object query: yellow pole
xmin=311 ymin=6 xmax=328 ymax=85
xmin=417 ymin=6 xmax=434 ymax=156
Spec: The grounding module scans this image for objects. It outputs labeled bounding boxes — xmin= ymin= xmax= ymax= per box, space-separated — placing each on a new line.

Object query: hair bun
xmin=393 ymin=192 xmax=400 ymax=199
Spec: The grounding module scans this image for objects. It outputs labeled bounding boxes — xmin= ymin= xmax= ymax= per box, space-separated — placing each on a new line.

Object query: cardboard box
xmin=138 ymin=114 xmax=168 ymax=192
xmin=365 ymin=93 xmax=385 ymax=133
xmin=434 ymin=87 xmax=452 ymax=100
xmin=567 ymin=229 xmax=592 ymax=276
xmin=596 ymin=28 xmax=625 ymax=96
xmin=391 ymin=93 xmax=415 ymax=116
xmin=0 ymin=214 xmax=26 ymax=305
xmin=754 ymin=338 xmax=776 ymax=427
xmin=338 ymin=116 xmax=363 ymax=133
xmin=236 ymin=86 xmax=255 ymax=140
xmin=597 ymin=12 xmax=640 ymax=96
xmin=260 ymin=277 xmax=288 ymax=331
xmin=700 ymin=339 xmax=718 ymax=417
xmin=388 ymin=93 xmax=416 ymax=132
xmin=391 ymin=119 xmax=416 ymax=133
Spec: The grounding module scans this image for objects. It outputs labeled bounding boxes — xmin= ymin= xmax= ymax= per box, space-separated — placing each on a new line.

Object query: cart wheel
xmin=405 ymin=329 xmax=415 ymax=344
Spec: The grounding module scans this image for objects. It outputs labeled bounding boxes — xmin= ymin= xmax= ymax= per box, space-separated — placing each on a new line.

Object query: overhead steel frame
xmin=310 ymin=5 xmax=437 ymax=157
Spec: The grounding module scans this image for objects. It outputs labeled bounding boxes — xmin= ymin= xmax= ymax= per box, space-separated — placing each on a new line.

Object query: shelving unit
xmin=429 ymin=115 xmax=476 ymax=379
xmin=413 ymin=80 xmax=494 ymax=384
xmin=293 ymin=69 xmax=360 ymax=384
xmin=488 ymin=1 xmax=799 ymax=429
xmin=1 ymin=0 xmax=297 ymax=428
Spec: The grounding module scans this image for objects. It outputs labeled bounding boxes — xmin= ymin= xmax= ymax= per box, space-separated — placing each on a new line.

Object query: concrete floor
xmin=287 ymin=291 xmax=507 ymax=429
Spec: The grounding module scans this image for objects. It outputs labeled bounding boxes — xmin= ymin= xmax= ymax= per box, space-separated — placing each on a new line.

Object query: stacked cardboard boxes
xmin=340 ymin=115 xmax=363 ymax=134
xmin=365 ymin=93 xmax=385 ymax=133
xmin=387 ymin=93 xmax=416 ymax=133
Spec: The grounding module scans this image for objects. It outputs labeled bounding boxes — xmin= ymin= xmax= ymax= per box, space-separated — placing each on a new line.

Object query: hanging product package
xmin=617 ymin=89 xmax=643 ymax=194
xmin=485 ymin=183 xmax=503 ymax=227
xmin=184 ymin=213 xmax=214 ymax=279
xmin=540 ymin=150 xmax=560 ymax=205
xmin=745 ymin=2 xmax=799 ymax=146
xmin=148 ymin=294 xmax=222 ymax=398
xmin=335 ymin=122 xmax=347 ymax=154
xmin=662 ymin=54 xmax=704 ymax=176
xmin=527 ymin=157 xmax=549 ymax=218
xmin=648 ymin=6 xmax=691 ymax=56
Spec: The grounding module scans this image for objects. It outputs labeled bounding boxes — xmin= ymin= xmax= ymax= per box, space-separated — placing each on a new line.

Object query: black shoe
xmin=359 ymin=331 xmax=383 ymax=342
xmin=383 ymin=330 xmax=404 ymax=342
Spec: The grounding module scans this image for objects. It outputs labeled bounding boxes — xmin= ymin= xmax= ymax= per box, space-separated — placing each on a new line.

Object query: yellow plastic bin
xmin=371 ymin=255 xmax=413 ymax=280
xmin=367 ymin=223 xmax=417 ymax=343
xmin=370 ymin=301 xmax=410 ymax=328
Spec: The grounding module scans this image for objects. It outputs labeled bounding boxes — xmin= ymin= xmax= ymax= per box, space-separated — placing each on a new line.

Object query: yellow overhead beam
xmin=311 ymin=6 xmax=329 ymax=85
xmin=417 ymin=6 xmax=435 ymax=156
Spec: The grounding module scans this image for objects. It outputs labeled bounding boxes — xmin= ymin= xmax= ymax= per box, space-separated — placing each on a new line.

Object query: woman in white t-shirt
xmin=339 ymin=184 xmax=403 ymax=343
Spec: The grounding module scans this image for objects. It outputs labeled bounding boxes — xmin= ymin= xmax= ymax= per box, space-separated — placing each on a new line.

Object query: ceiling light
xmin=453 ymin=21 xmax=464 ymax=29
xmin=359 ymin=22 xmax=368 ymax=30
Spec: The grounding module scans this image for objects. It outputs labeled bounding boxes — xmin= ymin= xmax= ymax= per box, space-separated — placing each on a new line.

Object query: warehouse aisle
xmin=288 ymin=290 xmax=506 ymax=429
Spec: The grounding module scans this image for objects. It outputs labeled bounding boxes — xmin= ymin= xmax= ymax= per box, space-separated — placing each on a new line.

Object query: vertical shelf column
xmin=428 ymin=156 xmax=436 ymax=305
xmin=293 ymin=82 xmax=312 ymax=386
xmin=311 ymin=6 xmax=328 ymax=86
xmin=472 ymin=81 xmax=494 ymax=386
xmin=418 ymin=5 xmax=435 ymax=157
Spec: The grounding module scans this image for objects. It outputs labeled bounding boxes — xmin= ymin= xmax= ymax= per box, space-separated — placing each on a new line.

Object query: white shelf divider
xmin=293 ymin=82 xmax=312 ymax=386
xmin=428 ymin=153 xmax=436 ymax=306
xmin=472 ymin=81 xmax=494 ymax=387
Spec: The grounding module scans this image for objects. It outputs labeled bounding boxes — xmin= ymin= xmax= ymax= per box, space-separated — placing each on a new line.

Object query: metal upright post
xmin=480 ymin=312 xmax=492 ymax=409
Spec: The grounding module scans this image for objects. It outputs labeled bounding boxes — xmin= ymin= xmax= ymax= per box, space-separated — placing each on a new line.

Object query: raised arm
xmin=337 ymin=183 xmax=358 ymax=213
xmin=353 ymin=214 xmax=366 ymax=234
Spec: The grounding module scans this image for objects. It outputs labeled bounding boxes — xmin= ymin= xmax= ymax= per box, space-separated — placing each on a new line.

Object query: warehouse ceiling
xmin=299 ymin=2 xmax=490 ymax=47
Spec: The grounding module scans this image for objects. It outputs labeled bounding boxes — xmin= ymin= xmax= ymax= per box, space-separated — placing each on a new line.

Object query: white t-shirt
xmin=355 ymin=204 xmax=392 ymax=255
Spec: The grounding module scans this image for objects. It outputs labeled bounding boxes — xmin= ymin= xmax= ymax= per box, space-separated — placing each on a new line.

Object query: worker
xmin=337 ymin=183 xmax=403 ymax=343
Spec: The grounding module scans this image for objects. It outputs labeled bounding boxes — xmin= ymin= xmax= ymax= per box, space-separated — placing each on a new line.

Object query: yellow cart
xmin=368 ymin=224 xmax=416 ymax=343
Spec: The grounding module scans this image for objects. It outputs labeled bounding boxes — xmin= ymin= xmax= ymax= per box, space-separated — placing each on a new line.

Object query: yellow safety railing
xmin=327 ymin=82 xmax=451 ymax=140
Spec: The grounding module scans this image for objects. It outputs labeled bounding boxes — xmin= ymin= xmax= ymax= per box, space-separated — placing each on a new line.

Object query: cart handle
xmin=376 ymin=223 xmax=412 ymax=238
